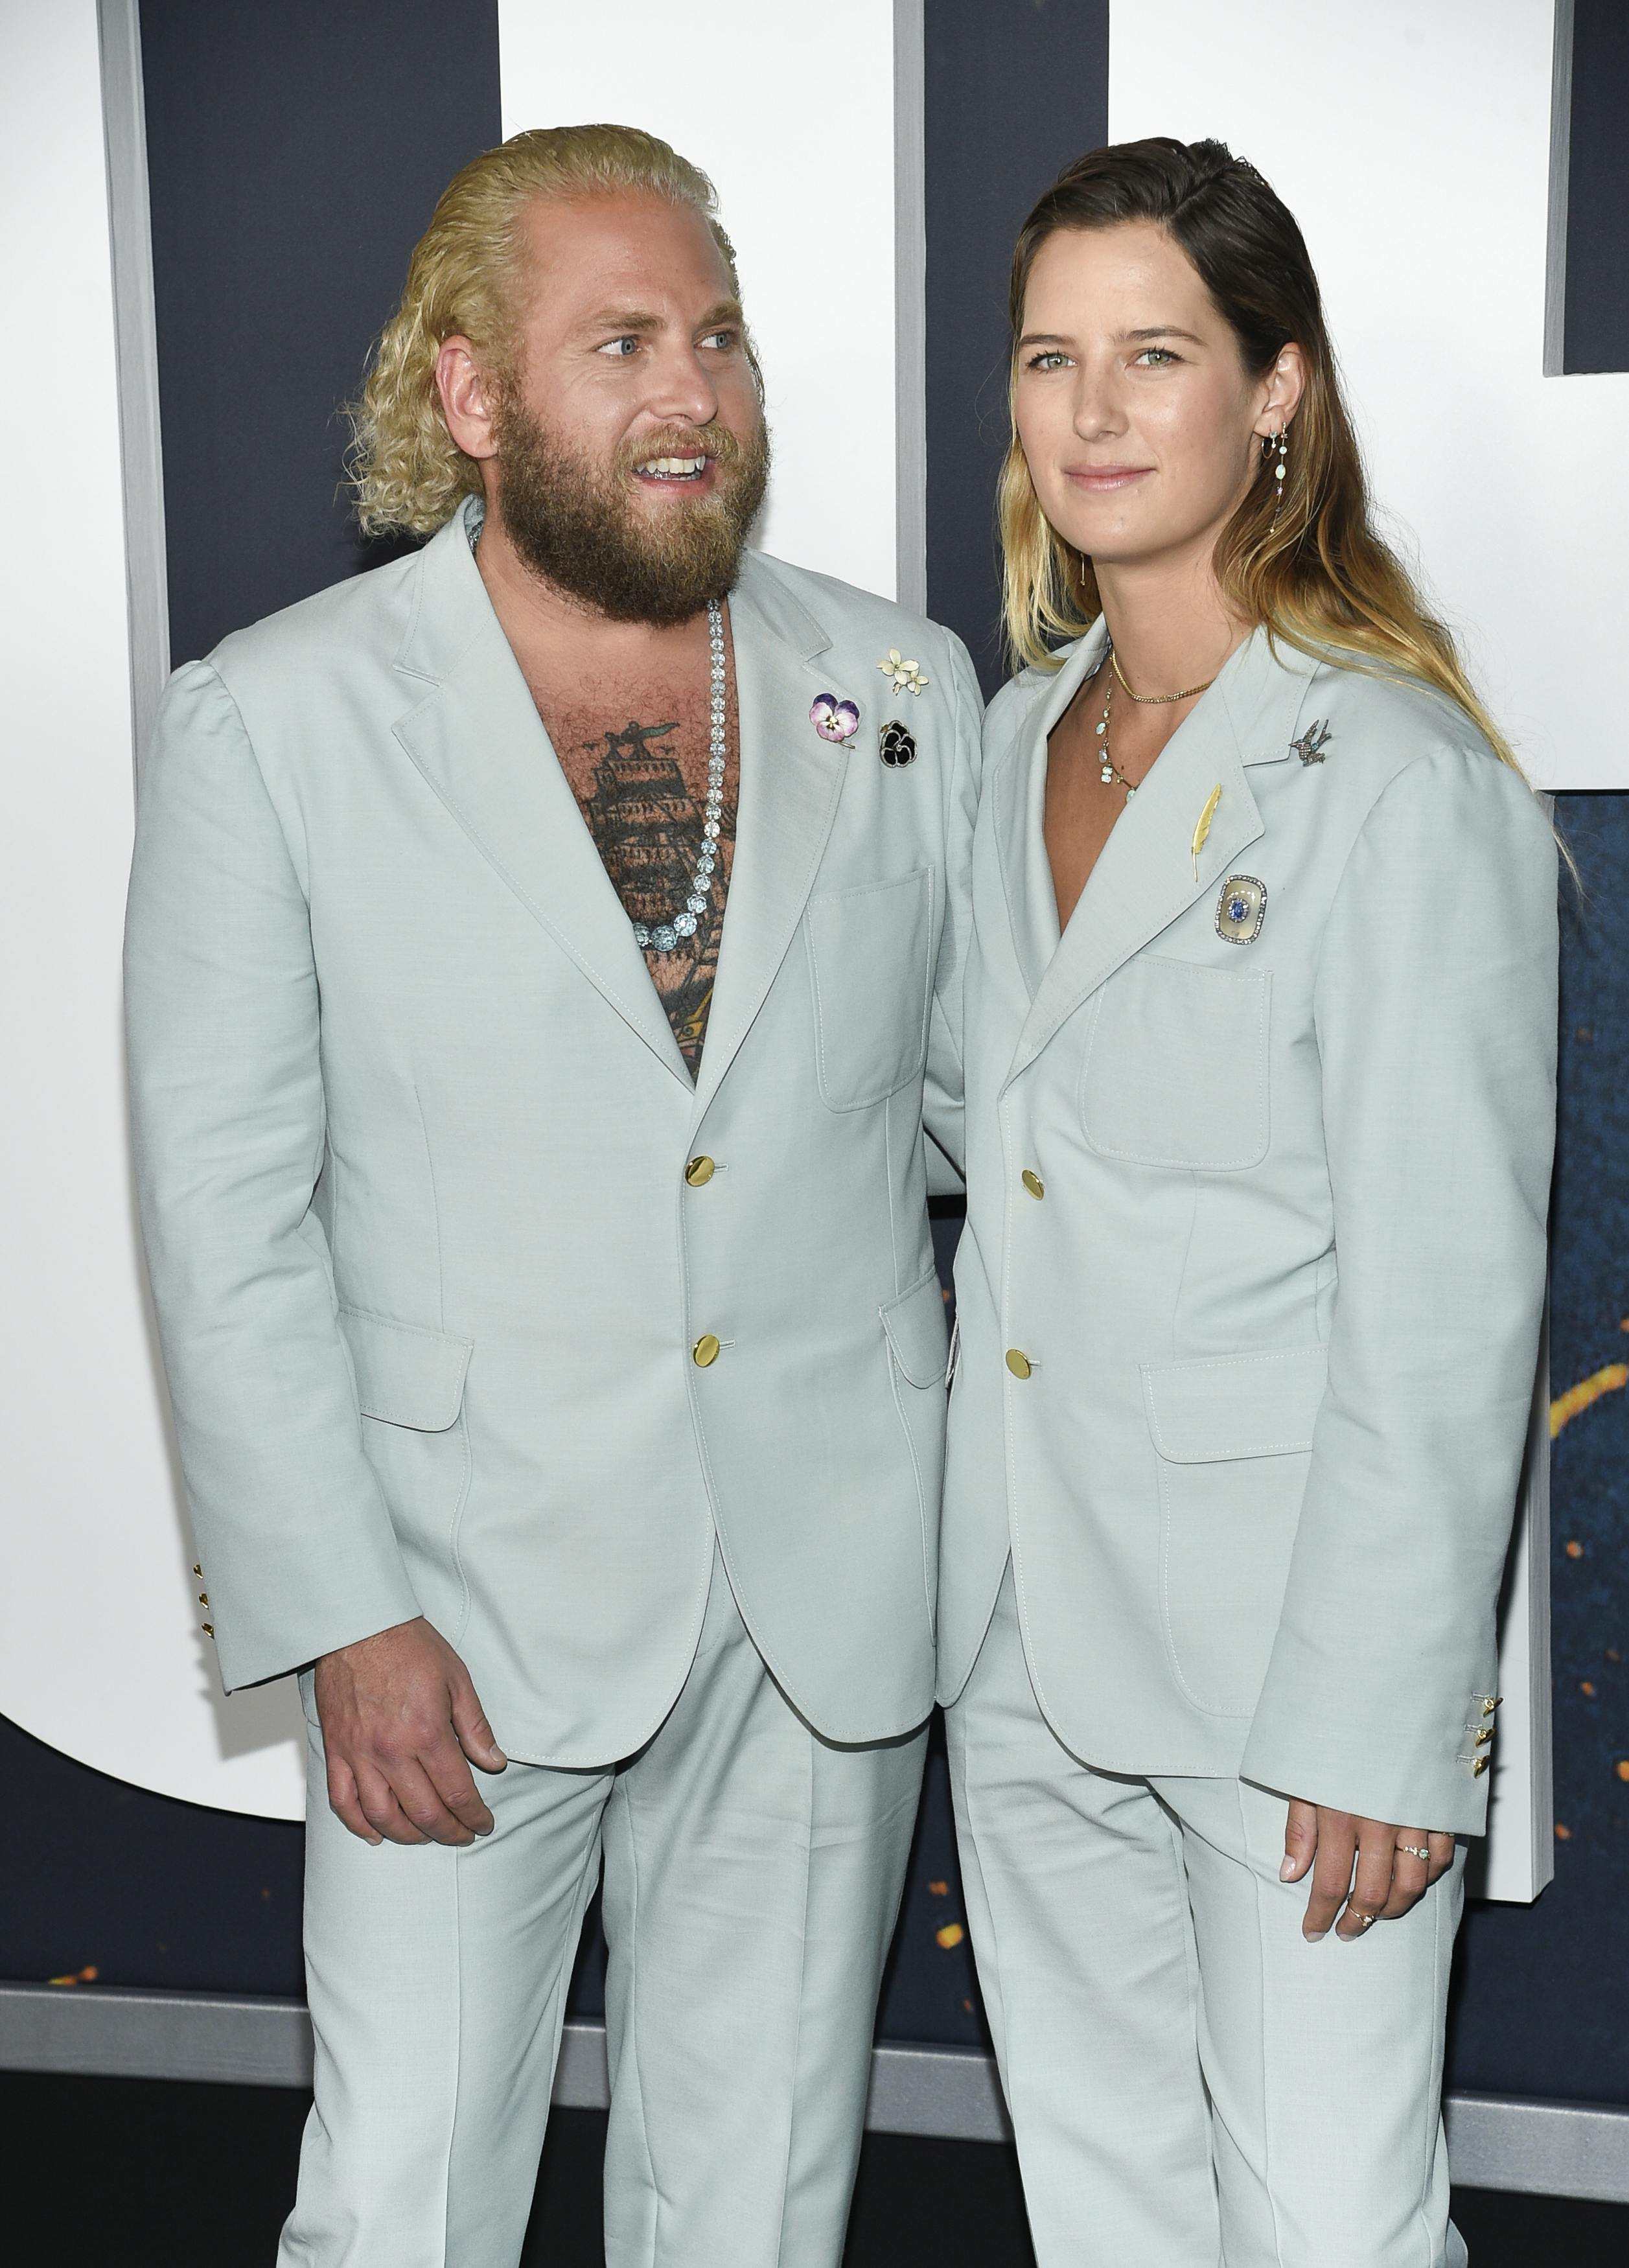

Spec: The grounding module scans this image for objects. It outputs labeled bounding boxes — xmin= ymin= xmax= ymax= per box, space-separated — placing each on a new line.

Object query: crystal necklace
xmin=1092 ymin=665 xmax=1138 ymax=801
xmin=631 ymin=599 xmax=726 ymax=955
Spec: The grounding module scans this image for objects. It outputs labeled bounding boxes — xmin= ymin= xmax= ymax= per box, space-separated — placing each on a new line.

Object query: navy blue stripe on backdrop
xmin=923 ymin=0 xmax=1109 ymax=695
xmin=140 ymin=0 xmax=502 ymax=665
xmin=1562 ymin=0 xmax=1629 ymax=374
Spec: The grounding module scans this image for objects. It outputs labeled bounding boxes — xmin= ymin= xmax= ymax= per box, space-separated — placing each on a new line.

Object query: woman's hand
xmin=1280 ymin=1801 xmax=1455 ymax=1941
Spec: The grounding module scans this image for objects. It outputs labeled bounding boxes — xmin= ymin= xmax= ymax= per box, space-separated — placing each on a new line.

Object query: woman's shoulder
xmin=1297 ymin=653 xmax=1551 ymax=866
xmin=1300 ymin=653 xmax=1533 ymax=806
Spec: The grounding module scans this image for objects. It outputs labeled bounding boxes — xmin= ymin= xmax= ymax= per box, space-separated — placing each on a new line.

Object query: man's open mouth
xmin=633 ymin=454 xmax=710 ymax=481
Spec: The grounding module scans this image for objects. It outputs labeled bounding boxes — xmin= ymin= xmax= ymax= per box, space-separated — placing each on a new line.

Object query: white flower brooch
xmin=879 ymin=649 xmax=929 ymax=697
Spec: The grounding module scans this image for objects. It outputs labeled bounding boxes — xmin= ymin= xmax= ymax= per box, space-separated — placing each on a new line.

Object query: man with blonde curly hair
xmin=126 ymin=124 xmax=981 ymax=2267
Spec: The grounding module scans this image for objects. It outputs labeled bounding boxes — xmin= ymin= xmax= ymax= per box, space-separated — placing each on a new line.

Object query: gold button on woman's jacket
xmin=693 ymin=1334 xmax=721 ymax=1367
xmin=1005 ymin=1348 xmax=1032 ymax=1380
xmin=685 ymin=1156 xmax=715 ymax=1187
xmin=1021 ymin=1170 xmax=1045 ymax=1200
xmin=1472 ymin=1754 xmax=1490 ymax=1777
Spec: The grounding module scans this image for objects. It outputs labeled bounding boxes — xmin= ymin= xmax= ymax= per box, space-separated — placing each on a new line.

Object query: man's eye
xmin=700 ymin=330 xmax=737 ymax=352
xmin=599 ymin=337 xmax=640 ymax=358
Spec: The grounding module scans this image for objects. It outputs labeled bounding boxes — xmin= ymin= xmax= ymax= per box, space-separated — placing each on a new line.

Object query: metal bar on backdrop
xmin=893 ymin=0 xmax=927 ymax=612
xmin=5 ymin=1985 xmax=1629 ymax=2203
xmin=96 ymin=0 xmax=170 ymax=777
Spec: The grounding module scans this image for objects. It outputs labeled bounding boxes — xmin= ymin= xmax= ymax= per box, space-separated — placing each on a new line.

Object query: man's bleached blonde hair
xmin=350 ymin=124 xmax=743 ymax=538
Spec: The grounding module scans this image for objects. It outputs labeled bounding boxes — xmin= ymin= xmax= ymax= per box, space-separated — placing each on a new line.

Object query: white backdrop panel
xmin=1112 ymin=0 xmax=1625 ymax=791
xmin=497 ymin=0 xmax=900 ymax=600
xmin=0 ymin=1 xmax=306 ymax=1816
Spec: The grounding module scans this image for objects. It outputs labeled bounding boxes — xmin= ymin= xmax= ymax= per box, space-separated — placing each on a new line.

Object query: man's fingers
xmin=352 ymin=1757 xmax=430 ymax=1846
xmin=450 ymin=1680 xmax=507 ymax=1774
xmin=387 ymin=1755 xmax=482 ymax=1846
xmin=423 ymin=1737 xmax=496 ymax=1838
xmin=1280 ymin=1798 xmax=1317 ymax=1882
xmin=1303 ymin=1814 xmax=1357 ymax=1940
xmin=1381 ymin=1831 xmax=1431 ymax=1919
xmin=325 ymin=1755 xmax=382 ymax=1846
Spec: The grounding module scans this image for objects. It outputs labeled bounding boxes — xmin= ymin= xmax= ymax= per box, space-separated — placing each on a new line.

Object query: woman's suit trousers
xmin=947 ymin=1569 xmax=1466 ymax=2268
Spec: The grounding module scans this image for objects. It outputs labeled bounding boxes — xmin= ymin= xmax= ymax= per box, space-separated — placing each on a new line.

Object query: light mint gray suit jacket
xmin=125 ymin=504 xmax=981 ymax=1764
xmin=938 ymin=621 xmax=1556 ymax=1835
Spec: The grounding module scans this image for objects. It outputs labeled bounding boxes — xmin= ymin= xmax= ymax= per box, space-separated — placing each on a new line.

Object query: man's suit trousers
xmin=279 ymin=1552 xmax=927 ymax=2268
xmin=945 ymin=1569 xmax=1466 ymax=2268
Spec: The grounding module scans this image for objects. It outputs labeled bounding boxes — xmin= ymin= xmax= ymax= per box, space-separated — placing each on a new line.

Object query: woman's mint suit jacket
xmin=938 ymin=621 xmax=1556 ymax=1836
xmin=124 ymin=505 xmax=982 ymax=1765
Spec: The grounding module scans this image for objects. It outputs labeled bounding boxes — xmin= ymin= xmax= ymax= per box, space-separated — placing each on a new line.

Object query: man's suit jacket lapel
xmin=999 ymin=628 xmax=1305 ymax=1094
xmin=391 ymin=509 xmax=691 ymax=1088
xmin=689 ymin=555 xmax=849 ymax=1120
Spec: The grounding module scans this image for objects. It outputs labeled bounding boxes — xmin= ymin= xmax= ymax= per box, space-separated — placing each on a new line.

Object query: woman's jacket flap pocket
xmin=1142 ymin=1345 xmax=1328 ymax=1464
xmin=338 ymin=1305 xmax=472 ymax=1432
xmin=881 ymin=1269 xmax=951 ymax=1389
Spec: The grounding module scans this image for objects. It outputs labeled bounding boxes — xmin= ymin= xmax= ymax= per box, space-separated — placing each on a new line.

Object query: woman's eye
xmin=1026 ymin=351 xmax=1070 ymax=372
xmin=1135 ymin=347 xmax=1179 ymax=367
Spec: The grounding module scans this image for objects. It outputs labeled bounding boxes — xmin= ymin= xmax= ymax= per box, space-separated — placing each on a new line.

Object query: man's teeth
xmin=636 ymin=456 xmax=707 ymax=478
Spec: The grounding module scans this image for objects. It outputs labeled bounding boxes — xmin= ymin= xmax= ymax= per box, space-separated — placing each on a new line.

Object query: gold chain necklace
xmin=1109 ymin=644 xmax=1217 ymax=706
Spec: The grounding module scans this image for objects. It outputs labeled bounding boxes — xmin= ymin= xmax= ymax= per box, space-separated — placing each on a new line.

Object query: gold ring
xmin=1353 ymin=1912 xmax=1377 ymax=1930
xmin=1400 ymin=1844 xmax=1430 ymax=1860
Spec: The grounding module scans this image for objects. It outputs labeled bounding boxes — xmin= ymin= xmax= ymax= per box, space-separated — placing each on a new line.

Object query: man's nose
xmin=645 ymin=343 xmax=721 ymax=428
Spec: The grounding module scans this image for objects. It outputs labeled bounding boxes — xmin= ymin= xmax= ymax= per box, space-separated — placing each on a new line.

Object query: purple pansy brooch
xmin=810 ymin=694 xmax=861 ymax=743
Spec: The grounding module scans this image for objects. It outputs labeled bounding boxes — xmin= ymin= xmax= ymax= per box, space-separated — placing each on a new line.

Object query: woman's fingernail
xmin=1304 ymin=1926 xmax=1327 ymax=1942
xmin=1280 ymin=1856 xmax=1296 ymax=1880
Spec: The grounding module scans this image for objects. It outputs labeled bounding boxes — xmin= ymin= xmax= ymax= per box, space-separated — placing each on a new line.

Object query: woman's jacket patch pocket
xmin=1142 ymin=1344 xmax=1327 ymax=1718
xmin=1081 ymin=955 xmax=1269 ymax=1170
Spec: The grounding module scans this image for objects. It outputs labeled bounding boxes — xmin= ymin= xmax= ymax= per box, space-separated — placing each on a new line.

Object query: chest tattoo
xmin=542 ymin=674 xmax=739 ymax=1078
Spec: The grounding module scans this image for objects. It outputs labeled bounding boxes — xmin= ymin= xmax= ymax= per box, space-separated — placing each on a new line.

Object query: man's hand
xmin=313 ymin=1617 xmax=507 ymax=1847
xmin=1280 ymin=1801 xmax=1456 ymax=1941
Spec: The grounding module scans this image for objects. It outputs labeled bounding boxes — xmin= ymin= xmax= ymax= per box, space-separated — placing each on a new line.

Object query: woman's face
xmin=1013 ymin=219 xmax=1299 ymax=577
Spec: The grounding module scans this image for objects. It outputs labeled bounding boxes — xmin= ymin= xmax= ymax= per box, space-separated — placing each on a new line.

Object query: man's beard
xmin=491 ymin=397 xmax=770 ymax=627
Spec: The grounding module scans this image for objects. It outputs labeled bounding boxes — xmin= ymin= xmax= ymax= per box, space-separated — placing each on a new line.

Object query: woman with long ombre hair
xmin=937 ymin=137 xmax=1556 ymax=2265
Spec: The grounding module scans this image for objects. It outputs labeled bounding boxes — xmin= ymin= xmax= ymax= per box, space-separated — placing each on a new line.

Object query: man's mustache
xmin=618 ymin=424 xmax=757 ymax=476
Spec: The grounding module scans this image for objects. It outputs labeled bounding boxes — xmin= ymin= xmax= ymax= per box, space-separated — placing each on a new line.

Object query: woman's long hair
xmin=999 ymin=137 xmax=1521 ymax=774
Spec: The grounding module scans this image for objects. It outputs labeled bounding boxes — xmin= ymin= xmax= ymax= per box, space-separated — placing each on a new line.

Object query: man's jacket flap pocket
xmin=338 ymin=1305 xmax=472 ymax=1431
xmin=881 ymin=1269 xmax=951 ymax=1389
xmin=1142 ymin=1345 xmax=1328 ymax=1464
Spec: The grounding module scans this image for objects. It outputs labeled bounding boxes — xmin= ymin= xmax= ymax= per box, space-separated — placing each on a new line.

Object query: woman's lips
xmin=1065 ymin=465 xmax=1154 ymax=492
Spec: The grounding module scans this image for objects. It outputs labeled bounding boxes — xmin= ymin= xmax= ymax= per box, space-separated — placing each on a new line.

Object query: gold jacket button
xmin=192 ymin=1564 xmax=203 ymax=1578
xmin=1005 ymin=1348 xmax=1032 ymax=1380
xmin=685 ymin=1156 xmax=716 ymax=1187
xmin=693 ymin=1334 xmax=721 ymax=1367
xmin=1473 ymin=1726 xmax=1493 ymax=1746
xmin=1472 ymin=1754 xmax=1490 ymax=1777
xmin=202 ymin=1623 xmax=215 ymax=1639
xmin=1021 ymin=1170 xmax=1045 ymax=1200
xmin=198 ymin=1592 xmax=209 ymax=1606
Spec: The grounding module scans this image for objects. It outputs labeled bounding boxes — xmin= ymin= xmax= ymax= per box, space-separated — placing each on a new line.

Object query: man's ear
xmin=435 ymin=337 xmax=500 ymax=463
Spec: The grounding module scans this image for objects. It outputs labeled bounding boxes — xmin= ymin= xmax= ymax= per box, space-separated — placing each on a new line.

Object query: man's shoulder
xmin=739 ymin=550 xmax=976 ymax=688
xmin=202 ymin=542 xmax=428 ymax=697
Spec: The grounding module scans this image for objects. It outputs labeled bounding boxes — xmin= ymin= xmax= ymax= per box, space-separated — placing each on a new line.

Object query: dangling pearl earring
xmin=1271 ymin=424 xmax=1289 ymax=511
